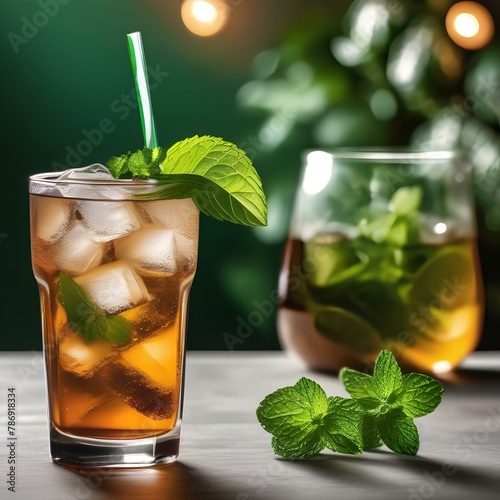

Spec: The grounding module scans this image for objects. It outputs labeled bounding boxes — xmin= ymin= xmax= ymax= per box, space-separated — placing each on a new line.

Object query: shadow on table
xmin=279 ymin=453 xmax=389 ymax=489
xmin=59 ymin=462 xmax=245 ymax=500
xmin=369 ymin=449 xmax=500 ymax=487
xmin=281 ymin=449 xmax=499 ymax=492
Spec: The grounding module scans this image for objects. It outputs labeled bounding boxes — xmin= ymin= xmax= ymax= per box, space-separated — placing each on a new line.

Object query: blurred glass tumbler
xmin=278 ymin=150 xmax=484 ymax=374
xmin=29 ymin=168 xmax=199 ymax=467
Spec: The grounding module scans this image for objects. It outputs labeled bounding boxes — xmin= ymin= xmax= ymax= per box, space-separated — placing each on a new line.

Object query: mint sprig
xmin=58 ymin=272 xmax=132 ymax=346
xmin=256 ymin=350 xmax=444 ymax=458
xmin=256 ymin=378 xmax=363 ymax=458
xmin=341 ymin=350 xmax=444 ymax=454
xmin=107 ymin=135 xmax=267 ymax=227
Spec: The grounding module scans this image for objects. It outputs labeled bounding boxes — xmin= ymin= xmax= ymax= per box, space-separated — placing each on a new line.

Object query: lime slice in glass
xmin=304 ymin=239 xmax=362 ymax=288
xmin=409 ymin=246 xmax=474 ymax=311
xmin=314 ymin=306 xmax=382 ymax=353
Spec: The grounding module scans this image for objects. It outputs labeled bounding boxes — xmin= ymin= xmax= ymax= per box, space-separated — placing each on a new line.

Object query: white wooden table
xmin=0 ymin=351 xmax=499 ymax=499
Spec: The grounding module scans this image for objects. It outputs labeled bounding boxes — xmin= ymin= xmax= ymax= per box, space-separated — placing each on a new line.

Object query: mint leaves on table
xmin=58 ymin=272 xmax=131 ymax=346
xmin=256 ymin=350 xmax=444 ymax=458
xmin=257 ymin=378 xmax=363 ymax=459
xmin=107 ymin=135 xmax=267 ymax=227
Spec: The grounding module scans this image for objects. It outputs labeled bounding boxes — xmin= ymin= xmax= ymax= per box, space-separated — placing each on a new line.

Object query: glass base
xmin=49 ymin=422 xmax=181 ymax=468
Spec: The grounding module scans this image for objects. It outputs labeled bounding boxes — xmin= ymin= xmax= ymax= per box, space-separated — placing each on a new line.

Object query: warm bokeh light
xmin=445 ymin=1 xmax=494 ymax=50
xmin=432 ymin=361 xmax=453 ymax=374
xmin=181 ymin=0 xmax=228 ymax=37
xmin=454 ymin=12 xmax=480 ymax=38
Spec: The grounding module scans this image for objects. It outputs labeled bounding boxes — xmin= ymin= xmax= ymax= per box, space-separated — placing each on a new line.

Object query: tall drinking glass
xmin=29 ymin=167 xmax=199 ymax=467
xmin=278 ymin=149 xmax=484 ymax=374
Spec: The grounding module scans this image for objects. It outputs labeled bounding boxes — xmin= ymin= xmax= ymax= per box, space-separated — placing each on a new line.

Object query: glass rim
xmin=301 ymin=148 xmax=459 ymax=162
xmin=29 ymin=171 xmax=160 ymax=186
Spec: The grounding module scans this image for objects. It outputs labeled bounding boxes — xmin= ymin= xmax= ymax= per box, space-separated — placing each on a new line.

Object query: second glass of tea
xmin=278 ymin=149 xmax=484 ymax=374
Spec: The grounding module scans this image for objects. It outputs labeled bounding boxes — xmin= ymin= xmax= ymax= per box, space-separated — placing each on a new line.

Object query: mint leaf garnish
xmin=58 ymin=272 xmax=107 ymax=343
xmin=257 ymin=350 xmax=444 ymax=458
xmin=107 ymin=135 xmax=267 ymax=227
xmin=58 ymin=273 xmax=132 ymax=346
xmin=103 ymin=315 xmax=132 ymax=347
xmin=107 ymin=147 xmax=167 ymax=178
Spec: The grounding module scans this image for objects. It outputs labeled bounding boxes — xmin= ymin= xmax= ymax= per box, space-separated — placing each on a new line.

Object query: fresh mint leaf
xmin=107 ymin=147 xmax=167 ymax=178
xmin=322 ymin=397 xmax=363 ymax=454
xmin=104 ymin=315 xmax=132 ymax=347
xmin=372 ymin=349 xmax=403 ymax=399
xmin=397 ymin=373 xmax=445 ymax=418
xmin=357 ymin=186 xmax=422 ymax=246
xmin=256 ymin=377 xmax=328 ymax=445
xmin=391 ymin=186 xmax=423 ymax=216
xmin=339 ymin=350 xmax=444 ymax=455
xmin=107 ymin=136 xmax=267 ymax=227
xmin=377 ymin=408 xmax=420 ymax=455
xmin=256 ymin=378 xmax=363 ymax=459
xmin=361 ymin=413 xmax=382 ymax=450
xmin=58 ymin=272 xmax=107 ymax=343
xmin=256 ymin=351 xmax=443 ymax=459
xmin=58 ymin=273 xmax=132 ymax=346
xmin=339 ymin=368 xmax=378 ymax=401
xmin=107 ymin=153 xmax=131 ymax=178
xmin=271 ymin=435 xmax=324 ymax=460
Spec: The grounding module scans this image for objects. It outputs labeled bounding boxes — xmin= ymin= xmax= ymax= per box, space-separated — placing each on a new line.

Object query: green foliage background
xmin=236 ymin=0 xmax=500 ymax=350
xmin=1 ymin=0 xmax=499 ymax=351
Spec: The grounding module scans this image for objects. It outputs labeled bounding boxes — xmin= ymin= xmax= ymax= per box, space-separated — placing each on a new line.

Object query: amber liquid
xmin=278 ymin=238 xmax=484 ymax=373
xmin=30 ymin=194 xmax=198 ymax=440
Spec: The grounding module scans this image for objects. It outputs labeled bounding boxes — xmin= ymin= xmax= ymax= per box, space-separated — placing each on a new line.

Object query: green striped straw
xmin=127 ymin=31 xmax=158 ymax=149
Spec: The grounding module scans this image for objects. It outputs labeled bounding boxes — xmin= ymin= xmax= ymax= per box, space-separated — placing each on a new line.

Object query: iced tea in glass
xmin=30 ymin=165 xmax=199 ymax=466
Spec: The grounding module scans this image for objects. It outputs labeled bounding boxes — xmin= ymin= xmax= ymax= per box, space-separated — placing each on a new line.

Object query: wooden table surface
xmin=0 ymin=351 xmax=499 ymax=500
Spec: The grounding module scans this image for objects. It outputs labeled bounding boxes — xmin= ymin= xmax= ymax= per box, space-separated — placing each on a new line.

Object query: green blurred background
xmin=1 ymin=0 xmax=499 ymax=352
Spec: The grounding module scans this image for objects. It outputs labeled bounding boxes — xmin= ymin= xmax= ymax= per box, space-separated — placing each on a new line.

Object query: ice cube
xmin=59 ymin=325 xmax=115 ymax=378
xmin=118 ymin=300 xmax=176 ymax=340
xmin=56 ymin=164 xmax=121 ymax=200
xmin=74 ymin=260 xmax=150 ymax=314
xmin=34 ymin=196 xmax=72 ymax=242
xmin=141 ymin=198 xmax=199 ymax=239
xmin=120 ymin=329 xmax=179 ymax=387
xmin=173 ymin=232 xmax=198 ymax=272
xmin=50 ymin=221 xmax=104 ymax=275
xmin=78 ymin=200 xmax=142 ymax=242
xmin=114 ymin=225 xmax=180 ymax=276
xmin=57 ymin=164 xmax=115 ymax=181
xmin=101 ymin=359 xmax=175 ymax=420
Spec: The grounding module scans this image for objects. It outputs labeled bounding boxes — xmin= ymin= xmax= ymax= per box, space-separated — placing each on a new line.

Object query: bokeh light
xmin=302 ymin=151 xmax=332 ymax=195
xmin=454 ymin=13 xmax=480 ymax=38
xmin=181 ymin=0 xmax=228 ymax=37
xmin=445 ymin=1 xmax=494 ymax=50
